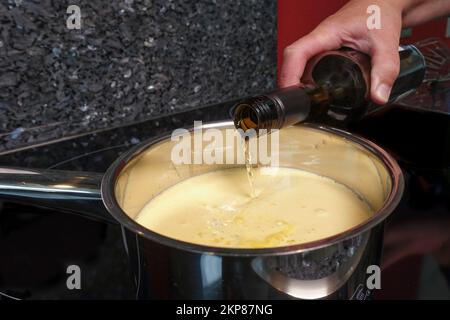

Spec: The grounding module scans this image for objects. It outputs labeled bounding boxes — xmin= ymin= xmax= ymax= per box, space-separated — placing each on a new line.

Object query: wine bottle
xmin=233 ymin=45 xmax=426 ymax=131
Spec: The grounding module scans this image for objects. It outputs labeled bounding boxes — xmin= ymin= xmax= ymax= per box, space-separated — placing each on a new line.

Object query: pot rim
xmin=101 ymin=121 xmax=404 ymax=256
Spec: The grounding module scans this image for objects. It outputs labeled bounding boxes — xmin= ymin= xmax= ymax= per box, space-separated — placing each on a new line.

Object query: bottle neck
xmin=233 ymin=81 xmax=366 ymax=132
xmin=303 ymin=86 xmax=332 ymax=120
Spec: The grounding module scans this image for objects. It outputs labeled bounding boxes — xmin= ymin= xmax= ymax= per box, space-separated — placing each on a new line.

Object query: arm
xmin=403 ymin=0 xmax=450 ymax=27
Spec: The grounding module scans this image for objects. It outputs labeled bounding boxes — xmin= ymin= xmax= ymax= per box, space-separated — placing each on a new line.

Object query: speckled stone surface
xmin=0 ymin=0 xmax=276 ymax=153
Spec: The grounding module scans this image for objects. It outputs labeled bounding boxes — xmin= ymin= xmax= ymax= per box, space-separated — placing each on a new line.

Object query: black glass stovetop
xmin=0 ymin=101 xmax=449 ymax=300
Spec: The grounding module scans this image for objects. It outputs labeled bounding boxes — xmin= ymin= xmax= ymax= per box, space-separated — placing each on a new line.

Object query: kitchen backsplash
xmin=0 ymin=0 xmax=276 ymax=153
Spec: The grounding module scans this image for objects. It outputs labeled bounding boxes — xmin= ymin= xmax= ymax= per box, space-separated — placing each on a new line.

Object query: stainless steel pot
xmin=0 ymin=122 xmax=404 ymax=299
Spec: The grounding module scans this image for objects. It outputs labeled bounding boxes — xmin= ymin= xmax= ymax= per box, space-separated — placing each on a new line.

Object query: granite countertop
xmin=0 ymin=0 xmax=276 ymax=153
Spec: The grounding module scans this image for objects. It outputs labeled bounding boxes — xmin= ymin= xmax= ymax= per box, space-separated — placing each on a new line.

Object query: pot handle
xmin=0 ymin=167 xmax=116 ymax=224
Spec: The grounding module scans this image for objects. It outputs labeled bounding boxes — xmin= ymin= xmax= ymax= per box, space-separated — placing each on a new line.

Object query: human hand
xmin=280 ymin=0 xmax=408 ymax=104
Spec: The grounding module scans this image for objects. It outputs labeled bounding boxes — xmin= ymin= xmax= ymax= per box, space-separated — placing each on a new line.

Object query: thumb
xmin=370 ymin=45 xmax=400 ymax=105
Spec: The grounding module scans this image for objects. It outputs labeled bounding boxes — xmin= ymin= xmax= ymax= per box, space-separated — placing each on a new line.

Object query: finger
xmin=279 ymin=29 xmax=341 ymax=88
xmin=369 ymin=44 xmax=400 ymax=104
